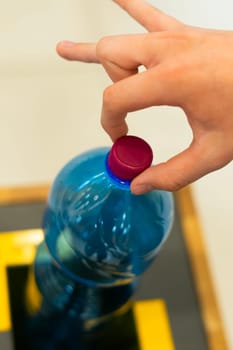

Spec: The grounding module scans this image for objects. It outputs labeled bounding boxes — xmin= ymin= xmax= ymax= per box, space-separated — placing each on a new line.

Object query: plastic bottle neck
xmin=105 ymin=152 xmax=131 ymax=191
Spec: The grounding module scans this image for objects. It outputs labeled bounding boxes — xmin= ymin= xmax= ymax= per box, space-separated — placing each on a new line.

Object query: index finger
xmin=113 ymin=0 xmax=183 ymax=32
xmin=101 ymin=65 xmax=178 ymax=141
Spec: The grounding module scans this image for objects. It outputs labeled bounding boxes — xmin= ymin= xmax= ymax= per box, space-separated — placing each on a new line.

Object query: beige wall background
xmin=0 ymin=0 xmax=232 ymax=348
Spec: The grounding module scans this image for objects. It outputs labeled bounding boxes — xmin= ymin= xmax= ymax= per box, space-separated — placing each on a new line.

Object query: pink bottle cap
xmin=107 ymin=135 xmax=153 ymax=181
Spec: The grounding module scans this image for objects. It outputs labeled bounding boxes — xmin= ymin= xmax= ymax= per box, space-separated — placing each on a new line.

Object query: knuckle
xmin=96 ymin=36 xmax=112 ymax=62
xmin=169 ymin=182 xmax=184 ymax=192
xmin=212 ymin=152 xmax=233 ymax=170
xmin=164 ymin=174 xmax=188 ymax=192
xmin=165 ymin=182 xmax=183 ymax=192
xmin=162 ymin=61 xmax=185 ymax=80
xmin=102 ymin=86 xmax=116 ymax=107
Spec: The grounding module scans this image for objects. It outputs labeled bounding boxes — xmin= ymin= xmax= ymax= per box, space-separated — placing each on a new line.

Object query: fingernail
xmin=59 ymin=40 xmax=76 ymax=48
xmin=132 ymin=184 xmax=153 ymax=195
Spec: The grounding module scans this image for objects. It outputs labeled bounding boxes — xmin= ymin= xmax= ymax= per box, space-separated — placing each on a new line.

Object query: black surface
xmin=0 ymin=200 xmax=209 ymax=350
xmin=7 ymin=266 xmax=140 ymax=350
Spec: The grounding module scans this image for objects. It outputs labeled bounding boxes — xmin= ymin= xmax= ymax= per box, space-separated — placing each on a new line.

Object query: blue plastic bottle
xmin=25 ymin=135 xmax=174 ymax=349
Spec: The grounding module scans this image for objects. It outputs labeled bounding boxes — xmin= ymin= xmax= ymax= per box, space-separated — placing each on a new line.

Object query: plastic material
xmin=25 ymin=136 xmax=174 ymax=348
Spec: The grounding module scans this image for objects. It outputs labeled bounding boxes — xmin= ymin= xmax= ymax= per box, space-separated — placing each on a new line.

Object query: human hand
xmin=56 ymin=0 xmax=233 ymax=194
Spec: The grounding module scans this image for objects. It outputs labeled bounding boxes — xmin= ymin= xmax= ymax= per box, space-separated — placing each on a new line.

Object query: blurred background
xmin=0 ymin=0 xmax=232 ymax=348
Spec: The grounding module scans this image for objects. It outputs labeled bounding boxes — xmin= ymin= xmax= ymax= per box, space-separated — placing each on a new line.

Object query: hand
xmin=56 ymin=0 xmax=233 ymax=194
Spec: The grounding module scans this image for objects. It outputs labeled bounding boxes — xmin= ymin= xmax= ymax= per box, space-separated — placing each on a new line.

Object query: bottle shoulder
xmin=48 ymin=147 xmax=110 ymax=203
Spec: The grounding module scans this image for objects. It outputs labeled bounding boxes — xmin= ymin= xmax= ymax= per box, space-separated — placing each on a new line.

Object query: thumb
xmin=131 ymin=142 xmax=213 ymax=194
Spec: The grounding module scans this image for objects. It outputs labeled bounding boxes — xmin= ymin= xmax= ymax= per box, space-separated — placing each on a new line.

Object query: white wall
xmin=0 ymin=0 xmax=232 ymax=348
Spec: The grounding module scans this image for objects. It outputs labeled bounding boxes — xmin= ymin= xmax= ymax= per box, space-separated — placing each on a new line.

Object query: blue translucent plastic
xmin=43 ymin=147 xmax=174 ymax=287
xmin=27 ymin=146 xmax=174 ymax=345
xmin=30 ymin=242 xmax=134 ymax=340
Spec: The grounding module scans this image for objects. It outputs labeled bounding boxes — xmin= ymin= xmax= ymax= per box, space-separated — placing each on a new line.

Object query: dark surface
xmin=0 ymin=202 xmax=45 ymax=231
xmin=7 ymin=265 xmax=140 ymax=350
xmin=135 ymin=204 xmax=208 ymax=349
xmin=0 ymin=200 xmax=209 ymax=350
